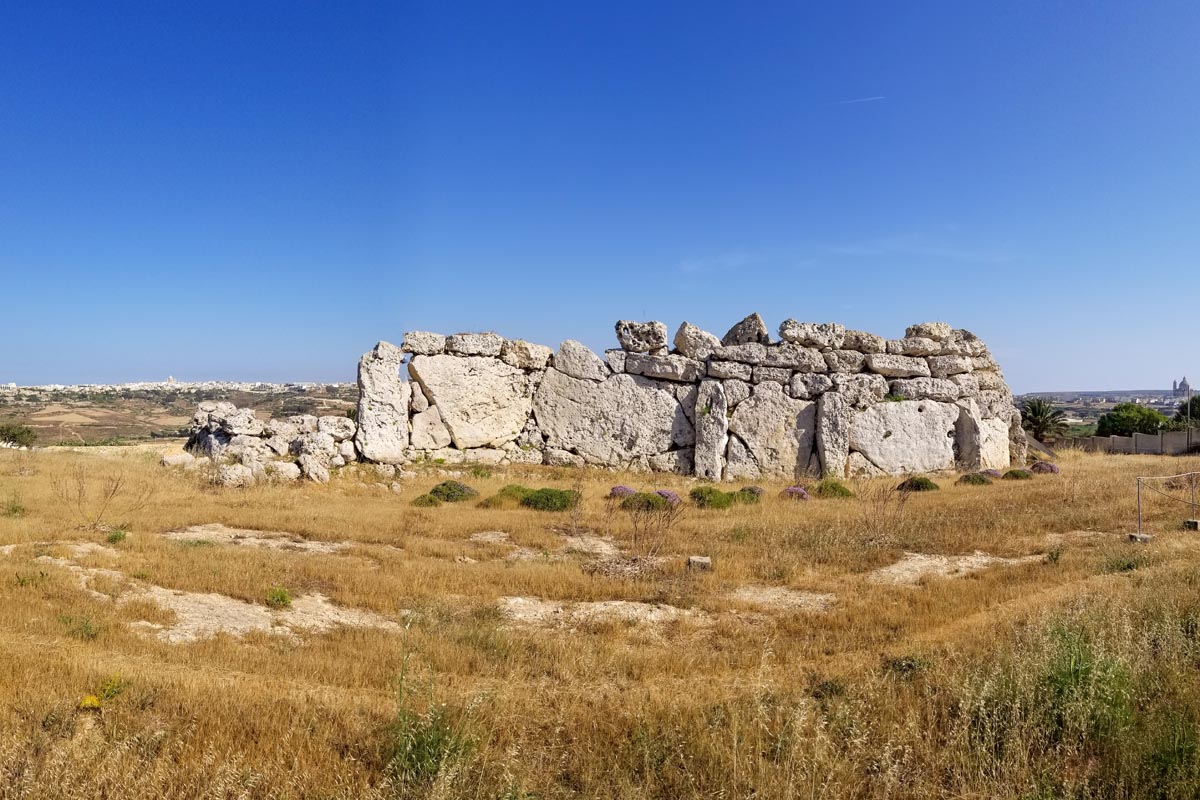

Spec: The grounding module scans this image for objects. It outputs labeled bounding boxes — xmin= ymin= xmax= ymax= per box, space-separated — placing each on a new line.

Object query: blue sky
xmin=2 ymin=2 xmax=1198 ymax=392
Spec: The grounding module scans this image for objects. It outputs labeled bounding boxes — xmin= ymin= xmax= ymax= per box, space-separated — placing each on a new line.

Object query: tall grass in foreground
xmin=2 ymin=447 xmax=1200 ymax=797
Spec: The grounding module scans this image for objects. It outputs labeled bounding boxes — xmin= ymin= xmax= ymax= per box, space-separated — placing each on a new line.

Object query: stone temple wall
xmin=353 ymin=314 xmax=1027 ymax=480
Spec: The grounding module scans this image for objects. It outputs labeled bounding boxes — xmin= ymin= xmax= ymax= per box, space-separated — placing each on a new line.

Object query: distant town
xmin=1019 ymin=376 xmax=1194 ymax=433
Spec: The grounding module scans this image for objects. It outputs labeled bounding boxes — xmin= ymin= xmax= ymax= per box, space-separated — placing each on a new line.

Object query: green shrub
xmin=690 ymin=486 xmax=735 ymax=509
xmin=883 ymin=394 xmax=906 ymax=403
xmin=0 ymin=423 xmax=35 ymax=447
xmin=477 ymin=484 xmax=533 ymax=509
xmin=733 ymin=487 xmax=763 ymax=504
xmin=813 ymin=478 xmax=854 ymax=499
xmin=411 ymin=494 xmax=442 ymax=508
xmin=1002 ymin=469 xmax=1033 ymax=481
xmin=428 ymin=481 xmax=478 ymax=503
xmin=897 ymin=476 xmax=940 ymax=492
xmin=621 ymin=492 xmax=669 ymax=511
xmin=957 ymin=472 xmax=993 ymax=486
xmin=265 ymin=585 xmax=292 ymax=608
xmin=519 ymin=487 xmax=581 ymax=512
xmin=105 ymin=528 xmax=127 ymax=544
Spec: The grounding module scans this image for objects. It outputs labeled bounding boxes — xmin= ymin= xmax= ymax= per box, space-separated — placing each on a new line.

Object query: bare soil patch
xmin=163 ymin=523 xmax=350 ymax=555
xmin=867 ymin=551 xmax=1041 ymax=586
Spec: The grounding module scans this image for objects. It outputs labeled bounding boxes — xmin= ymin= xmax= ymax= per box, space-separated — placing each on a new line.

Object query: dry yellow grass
xmin=2 ymin=446 xmax=1200 ymax=798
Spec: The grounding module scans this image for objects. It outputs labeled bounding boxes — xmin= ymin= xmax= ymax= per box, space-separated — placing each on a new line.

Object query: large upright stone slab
xmin=354 ymin=341 xmax=411 ymax=464
xmin=963 ymin=412 xmax=1010 ymax=471
xmin=693 ymin=380 xmax=728 ymax=481
xmin=848 ymin=400 xmax=960 ymax=473
xmin=727 ymin=382 xmax=816 ymax=478
xmin=817 ymin=391 xmax=851 ymax=478
xmin=409 ymin=355 xmax=531 ymax=449
xmin=533 ymin=370 xmax=693 ymax=464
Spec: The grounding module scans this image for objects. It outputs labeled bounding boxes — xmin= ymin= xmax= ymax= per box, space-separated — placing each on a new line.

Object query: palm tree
xmin=1020 ymin=397 xmax=1068 ymax=443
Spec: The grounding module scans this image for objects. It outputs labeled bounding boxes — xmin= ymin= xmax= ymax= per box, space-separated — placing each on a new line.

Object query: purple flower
xmin=654 ymin=489 xmax=682 ymax=506
xmin=1030 ymin=461 xmax=1061 ymax=474
xmin=608 ymin=485 xmax=636 ymax=498
xmin=782 ymin=485 xmax=810 ymax=501
xmin=980 ymin=469 xmax=1003 ymax=479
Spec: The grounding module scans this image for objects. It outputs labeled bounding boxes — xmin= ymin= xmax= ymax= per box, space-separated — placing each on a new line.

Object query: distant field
xmin=0 ymin=387 xmax=356 ymax=445
xmin=2 ymin=447 xmax=1200 ymax=798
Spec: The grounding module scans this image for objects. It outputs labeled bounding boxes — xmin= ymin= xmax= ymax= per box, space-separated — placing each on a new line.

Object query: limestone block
xmin=410 ymin=405 xmax=453 ymax=450
xmin=886 ymin=337 xmax=941 ymax=357
xmin=905 ymin=322 xmax=954 ymax=341
xmin=615 ymin=320 xmax=668 ymax=352
xmin=824 ymin=350 xmax=866 ymax=373
xmin=711 ymin=343 xmax=767 ymax=365
xmin=708 ymin=360 xmax=753 ymax=381
xmin=752 ymin=366 xmax=792 ymax=385
xmin=445 ymin=332 xmax=505 ymax=357
xmin=842 ymin=329 xmax=887 ymax=354
xmin=722 ymin=379 xmax=752 ymax=408
xmin=533 ymin=370 xmax=693 ymax=465
xmin=694 ymin=380 xmax=728 ymax=481
xmin=763 ymin=343 xmax=826 ymax=372
xmin=317 ymin=416 xmax=356 ymax=442
xmin=817 ymin=391 xmax=851 ymax=478
xmin=674 ymin=322 xmax=722 ymax=359
xmin=605 ymin=349 xmax=627 ymax=373
xmin=409 ymin=354 xmax=531 ymax=449
xmin=727 ymin=382 xmax=816 ymax=478
xmin=928 ymin=355 xmax=973 ymax=378
xmin=354 ymin=341 xmax=410 ymax=464
xmin=649 ymin=449 xmax=694 ymax=475
xmin=831 ymin=373 xmax=889 ymax=407
xmin=789 ymin=373 xmax=834 ymax=400
xmin=778 ymin=320 xmax=845 ymax=351
xmin=501 ymin=339 xmax=553 ymax=370
xmin=554 ymin=340 xmax=609 ymax=381
xmin=888 ymin=378 xmax=961 ymax=403
xmin=625 ymin=353 xmax=704 ymax=383
xmin=864 ymin=353 xmax=932 ymax=378
xmin=544 ymin=448 xmax=585 ymax=467
xmin=724 ymin=435 xmax=759 ymax=480
xmin=721 ymin=313 xmax=770 ymax=346
xmin=402 ymin=331 xmax=446 ymax=355
xmin=848 ymin=400 xmax=960 ymax=473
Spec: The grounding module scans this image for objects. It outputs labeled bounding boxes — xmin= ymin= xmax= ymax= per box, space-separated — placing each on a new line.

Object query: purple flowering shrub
xmin=1030 ymin=461 xmax=1061 ymax=474
xmin=608 ymin=485 xmax=637 ymax=498
xmin=654 ymin=489 xmax=682 ymax=506
xmin=782 ymin=485 xmax=810 ymax=501
xmin=980 ymin=469 xmax=1004 ymax=479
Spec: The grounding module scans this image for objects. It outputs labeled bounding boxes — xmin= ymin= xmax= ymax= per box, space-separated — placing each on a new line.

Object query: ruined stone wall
xmin=354 ymin=314 xmax=1027 ymax=480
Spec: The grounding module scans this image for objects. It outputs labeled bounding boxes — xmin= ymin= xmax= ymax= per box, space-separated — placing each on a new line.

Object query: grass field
xmin=2 ymin=446 xmax=1200 ymax=798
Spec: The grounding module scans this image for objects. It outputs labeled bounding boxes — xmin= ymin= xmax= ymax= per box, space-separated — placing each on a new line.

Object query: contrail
xmin=832 ymin=95 xmax=885 ymax=105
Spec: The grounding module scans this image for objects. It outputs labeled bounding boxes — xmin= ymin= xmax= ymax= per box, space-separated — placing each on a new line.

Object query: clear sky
xmin=2 ymin=2 xmax=1197 ymax=393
